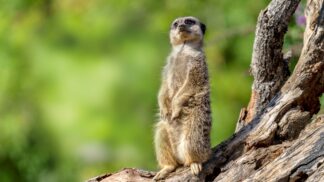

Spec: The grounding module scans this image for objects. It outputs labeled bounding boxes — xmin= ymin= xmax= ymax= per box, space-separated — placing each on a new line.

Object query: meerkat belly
xmin=176 ymin=133 xmax=188 ymax=164
xmin=167 ymin=57 xmax=188 ymax=98
xmin=168 ymin=124 xmax=188 ymax=164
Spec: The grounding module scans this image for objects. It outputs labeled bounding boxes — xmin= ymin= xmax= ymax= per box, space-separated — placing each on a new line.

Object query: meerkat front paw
xmin=171 ymin=108 xmax=181 ymax=120
xmin=153 ymin=166 xmax=176 ymax=181
xmin=160 ymin=106 xmax=170 ymax=120
xmin=171 ymin=101 xmax=182 ymax=120
xmin=190 ymin=163 xmax=202 ymax=176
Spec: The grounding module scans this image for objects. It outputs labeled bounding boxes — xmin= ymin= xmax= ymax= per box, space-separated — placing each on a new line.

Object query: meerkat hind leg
xmin=190 ymin=163 xmax=202 ymax=176
xmin=153 ymin=165 xmax=176 ymax=181
xmin=154 ymin=122 xmax=178 ymax=180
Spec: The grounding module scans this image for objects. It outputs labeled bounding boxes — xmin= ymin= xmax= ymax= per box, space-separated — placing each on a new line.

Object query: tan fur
xmin=154 ymin=16 xmax=212 ymax=181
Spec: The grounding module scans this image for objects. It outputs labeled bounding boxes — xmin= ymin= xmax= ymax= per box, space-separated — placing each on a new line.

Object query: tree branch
xmin=236 ymin=0 xmax=300 ymax=130
xmin=87 ymin=0 xmax=324 ymax=181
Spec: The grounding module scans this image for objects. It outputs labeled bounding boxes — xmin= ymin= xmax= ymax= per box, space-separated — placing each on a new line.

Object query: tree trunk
xmin=87 ymin=0 xmax=324 ymax=181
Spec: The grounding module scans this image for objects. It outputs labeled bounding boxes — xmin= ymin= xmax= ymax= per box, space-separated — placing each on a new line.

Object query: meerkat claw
xmin=190 ymin=163 xmax=202 ymax=176
xmin=153 ymin=166 xmax=176 ymax=181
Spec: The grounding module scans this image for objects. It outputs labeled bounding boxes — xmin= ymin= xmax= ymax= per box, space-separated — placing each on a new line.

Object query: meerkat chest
xmin=166 ymin=54 xmax=190 ymax=92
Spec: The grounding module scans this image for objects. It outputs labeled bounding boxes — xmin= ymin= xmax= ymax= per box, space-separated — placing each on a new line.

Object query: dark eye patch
xmin=172 ymin=22 xmax=178 ymax=28
xmin=184 ymin=19 xmax=196 ymax=25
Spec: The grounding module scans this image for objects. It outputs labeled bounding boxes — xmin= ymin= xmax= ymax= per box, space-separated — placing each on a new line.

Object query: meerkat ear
xmin=200 ymin=23 xmax=206 ymax=35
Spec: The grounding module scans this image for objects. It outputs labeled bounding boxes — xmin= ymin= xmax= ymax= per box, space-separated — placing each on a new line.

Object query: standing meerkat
xmin=154 ymin=16 xmax=212 ymax=181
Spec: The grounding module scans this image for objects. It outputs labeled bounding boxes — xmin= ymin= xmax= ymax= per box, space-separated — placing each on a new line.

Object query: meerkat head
xmin=169 ymin=16 xmax=206 ymax=47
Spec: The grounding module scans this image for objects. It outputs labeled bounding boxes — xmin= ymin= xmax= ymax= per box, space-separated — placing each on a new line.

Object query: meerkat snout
xmin=178 ymin=24 xmax=187 ymax=32
xmin=170 ymin=16 xmax=206 ymax=46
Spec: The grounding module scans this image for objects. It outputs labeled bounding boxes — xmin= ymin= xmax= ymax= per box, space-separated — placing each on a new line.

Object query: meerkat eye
xmin=184 ymin=19 xmax=196 ymax=25
xmin=172 ymin=22 xmax=178 ymax=28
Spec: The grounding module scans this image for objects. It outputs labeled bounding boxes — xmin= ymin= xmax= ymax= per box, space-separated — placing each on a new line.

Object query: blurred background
xmin=0 ymin=0 xmax=321 ymax=181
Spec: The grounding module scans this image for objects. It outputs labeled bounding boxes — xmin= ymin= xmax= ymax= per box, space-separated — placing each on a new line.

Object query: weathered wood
xmin=246 ymin=116 xmax=324 ymax=182
xmin=236 ymin=0 xmax=300 ymax=131
xmin=246 ymin=0 xmax=324 ymax=147
xmin=217 ymin=116 xmax=324 ymax=182
xmin=87 ymin=0 xmax=324 ymax=181
xmin=88 ymin=116 xmax=324 ymax=182
xmin=87 ymin=168 xmax=155 ymax=182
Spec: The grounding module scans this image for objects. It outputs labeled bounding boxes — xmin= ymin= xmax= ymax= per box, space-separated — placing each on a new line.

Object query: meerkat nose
xmin=178 ymin=24 xmax=186 ymax=31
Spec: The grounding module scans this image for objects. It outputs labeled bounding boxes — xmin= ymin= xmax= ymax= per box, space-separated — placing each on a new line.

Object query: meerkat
xmin=153 ymin=16 xmax=212 ymax=181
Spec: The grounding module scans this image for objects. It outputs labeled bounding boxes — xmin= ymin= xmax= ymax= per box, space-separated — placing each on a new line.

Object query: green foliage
xmin=1 ymin=0 xmax=318 ymax=181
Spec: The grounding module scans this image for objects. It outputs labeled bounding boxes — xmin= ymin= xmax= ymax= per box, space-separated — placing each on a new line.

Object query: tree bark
xmin=87 ymin=0 xmax=324 ymax=181
xmin=236 ymin=0 xmax=298 ymax=130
